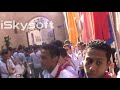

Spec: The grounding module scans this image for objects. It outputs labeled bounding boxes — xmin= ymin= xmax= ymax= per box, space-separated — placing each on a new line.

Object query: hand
xmin=57 ymin=56 xmax=66 ymax=66
xmin=109 ymin=62 xmax=117 ymax=78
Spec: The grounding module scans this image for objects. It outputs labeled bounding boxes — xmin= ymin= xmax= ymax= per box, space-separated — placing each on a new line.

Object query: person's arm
xmin=58 ymin=70 xmax=79 ymax=78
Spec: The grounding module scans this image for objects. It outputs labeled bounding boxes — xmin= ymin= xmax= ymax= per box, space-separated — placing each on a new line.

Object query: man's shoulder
xmin=59 ymin=69 xmax=79 ymax=78
xmin=30 ymin=52 xmax=35 ymax=56
xmin=0 ymin=60 xmax=2 ymax=63
xmin=0 ymin=60 xmax=5 ymax=66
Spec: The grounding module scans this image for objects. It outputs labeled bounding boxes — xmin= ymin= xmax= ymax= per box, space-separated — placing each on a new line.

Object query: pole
xmin=109 ymin=12 xmax=120 ymax=65
xmin=63 ymin=12 xmax=69 ymax=40
xmin=53 ymin=29 xmax=55 ymax=40
xmin=26 ymin=32 xmax=29 ymax=47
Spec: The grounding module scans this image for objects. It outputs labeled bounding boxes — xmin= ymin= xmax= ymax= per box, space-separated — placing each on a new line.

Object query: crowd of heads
xmin=0 ymin=39 xmax=120 ymax=78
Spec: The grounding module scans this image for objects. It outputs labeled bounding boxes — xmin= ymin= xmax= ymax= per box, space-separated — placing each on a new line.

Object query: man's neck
xmin=47 ymin=66 xmax=55 ymax=74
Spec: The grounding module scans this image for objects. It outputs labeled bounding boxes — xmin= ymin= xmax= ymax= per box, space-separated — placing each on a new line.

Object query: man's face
xmin=64 ymin=46 xmax=72 ymax=54
xmin=77 ymin=44 xmax=82 ymax=50
xmin=8 ymin=51 xmax=13 ymax=57
xmin=40 ymin=49 xmax=58 ymax=72
xmin=2 ymin=54 xmax=9 ymax=61
xmin=83 ymin=48 xmax=110 ymax=78
xmin=58 ymin=56 xmax=66 ymax=65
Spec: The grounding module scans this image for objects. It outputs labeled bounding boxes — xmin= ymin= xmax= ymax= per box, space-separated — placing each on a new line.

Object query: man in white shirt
xmin=30 ymin=46 xmax=43 ymax=78
xmin=40 ymin=44 xmax=79 ymax=78
xmin=0 ymin=49 xmax=16 ymax=78
xmin=8 ymin=47 xmax=16 ymax=65
xmin=13 ymin=46 xmax=27 ymax=78
xmin=76 ymin=42 xmax=86 ymax=77
xmin=63 ymin=44 xmax=78 ymax=69
xmin=56 ymin=47 xmax=79 ymax=78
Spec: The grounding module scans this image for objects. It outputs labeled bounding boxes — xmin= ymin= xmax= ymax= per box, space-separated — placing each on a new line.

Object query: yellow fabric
xmin=67 ymin=12 xmax=79 ymax=46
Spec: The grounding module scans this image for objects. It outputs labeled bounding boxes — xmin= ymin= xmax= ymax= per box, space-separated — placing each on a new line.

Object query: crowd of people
xmin=0 ymin=39 xmax=120 ymax=78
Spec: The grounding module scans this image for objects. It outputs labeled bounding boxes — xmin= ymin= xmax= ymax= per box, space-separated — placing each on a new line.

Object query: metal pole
xmin=26 ymin=32 xmax=30 ymax=47
xmin=109 ymin=12 xmax=120 ymax=65
xmin=63 ymin=12 xmax=69 ymax=40
xmin=53 ymin=29 xmax=55 ymax=40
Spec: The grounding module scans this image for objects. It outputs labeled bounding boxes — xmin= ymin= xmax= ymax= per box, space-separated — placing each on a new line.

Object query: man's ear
xmin=53 ymin=56 xmax=59 ymax=64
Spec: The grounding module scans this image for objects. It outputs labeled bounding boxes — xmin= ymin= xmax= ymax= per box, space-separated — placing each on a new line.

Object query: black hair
xmin=86 ymin=40 xmax=112 ymax=62
xmin=17 ymin=45 xmax=23 ymax=51
xmin=59 ymin=47 xmax=67 ymax=57
xmin=64 ymin=40 xmax=71 ymax=44
xmin=110 ymin=48 xmax=119 ymax=75
xmin=1 ymin=49 xmax=8 ymax=56
xmin=33 ymin=46 xmax=38 ymax=51
xmin=77 ymin=42 xmax=84 ymax=46
xmin=111 ymin=48 xmax=116 ymax=62
xmin=41 ymin=44 xmax=60 ymax=58
xmin=50 ymin=40 xmax=63 ymax=48
xmin=82 ymin=43 xmax=86 ymax=47
xmin=7 ymin=47 xmax=13 ymax=51
xmin=63 ymin=44 xmax=71 ymax=49
xmin=24 ymin=47 xmax=30 ymax=52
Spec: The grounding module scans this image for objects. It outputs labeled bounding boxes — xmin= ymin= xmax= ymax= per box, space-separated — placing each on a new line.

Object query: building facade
xmin=0 ymin=12 xmax=67 ymax=50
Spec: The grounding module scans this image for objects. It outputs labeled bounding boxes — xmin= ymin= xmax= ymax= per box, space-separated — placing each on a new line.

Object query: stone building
xmin=0 ymin=12 xmax=67 ymax=50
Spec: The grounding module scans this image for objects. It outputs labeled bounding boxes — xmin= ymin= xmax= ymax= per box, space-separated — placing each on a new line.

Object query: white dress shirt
xmin=42 ymin=64 xmax=79 ymax=78
xmin=117 ymin=70 xmax=120 ymax=78
xmin=30 ymin=51 xmax=42 ymax=69
xmin=0 ymin=58 xmax=15 ymax=78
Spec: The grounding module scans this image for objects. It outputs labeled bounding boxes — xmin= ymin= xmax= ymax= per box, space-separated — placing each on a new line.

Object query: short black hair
xmin=59 ymin=47 xmax=67 ymax=57
xmin=17 ymin=45 xmax=23 ymax=51
xmin=50 ymin=40 xmax=63 ymax=48
xmin=24 ymin=47 xmax=30 ymax=52
xmin=41 ymin=44 xmax=60 ymax=58
xmin=64 ymin=40 xmax=71 ymax=44
xmin=33 ymin=46 xmax=38 ymax=51
xmin=111 ymin=48 xmax=116 ymax=62
xmin=7 ymin=47 xmax=13 ymax=51
xmin=77 ymin=42 xmax=84 ymax=46
xmin=85 ymin=40 xmax=112 ymax=62
xmin=63 ymin=44 xmax=71 ymax=49
xmin=1 ymin=49 xmax=8 ymax=56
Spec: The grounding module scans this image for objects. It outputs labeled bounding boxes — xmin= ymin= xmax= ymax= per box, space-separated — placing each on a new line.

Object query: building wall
xmin=0 ymin=12 xmax=66 ymax=50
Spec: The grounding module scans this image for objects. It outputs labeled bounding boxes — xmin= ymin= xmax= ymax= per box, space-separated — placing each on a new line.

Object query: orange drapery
xmin=67 ymin=12 xmax=79 ymax=46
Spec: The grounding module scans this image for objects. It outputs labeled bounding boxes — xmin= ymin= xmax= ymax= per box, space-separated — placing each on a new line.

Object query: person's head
xmin=83 ymin=40 xmax=112 ymax=78
xmin=1 ymin=49 xmax=9 ymax=61
xmin=33 ymin=46 xmax=38 ymax=53
xmin=114 ymin=50 xmax=120 ymax=68
xmin=17 ymin=45 xmax=23 ymax=52
xmin=81 ymin=43 xmax=86 ymax=51
xmin=63 ymin=44 xmax=72 ymax=54
xmin=24 ymin=48 xmax=31 ymax=55
xmin=13 ymin=48 xmax=17 ymax=53
xmin=50 ymin=40 xmax=63 ymax=48
xmin=64 ymin=40 xmax=71 ymax=45
xmin=77 ymin=42 xmax=84 ymax=50
xmin=40 ymin=44 xmax=60 ymax=73
xmin=7 ymin=47 xmax=13 ymax=57
xmin=38 ymin=45 xmax=42 ymax=51
xmin=58 ymin=47 xmax=68 ymax=65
